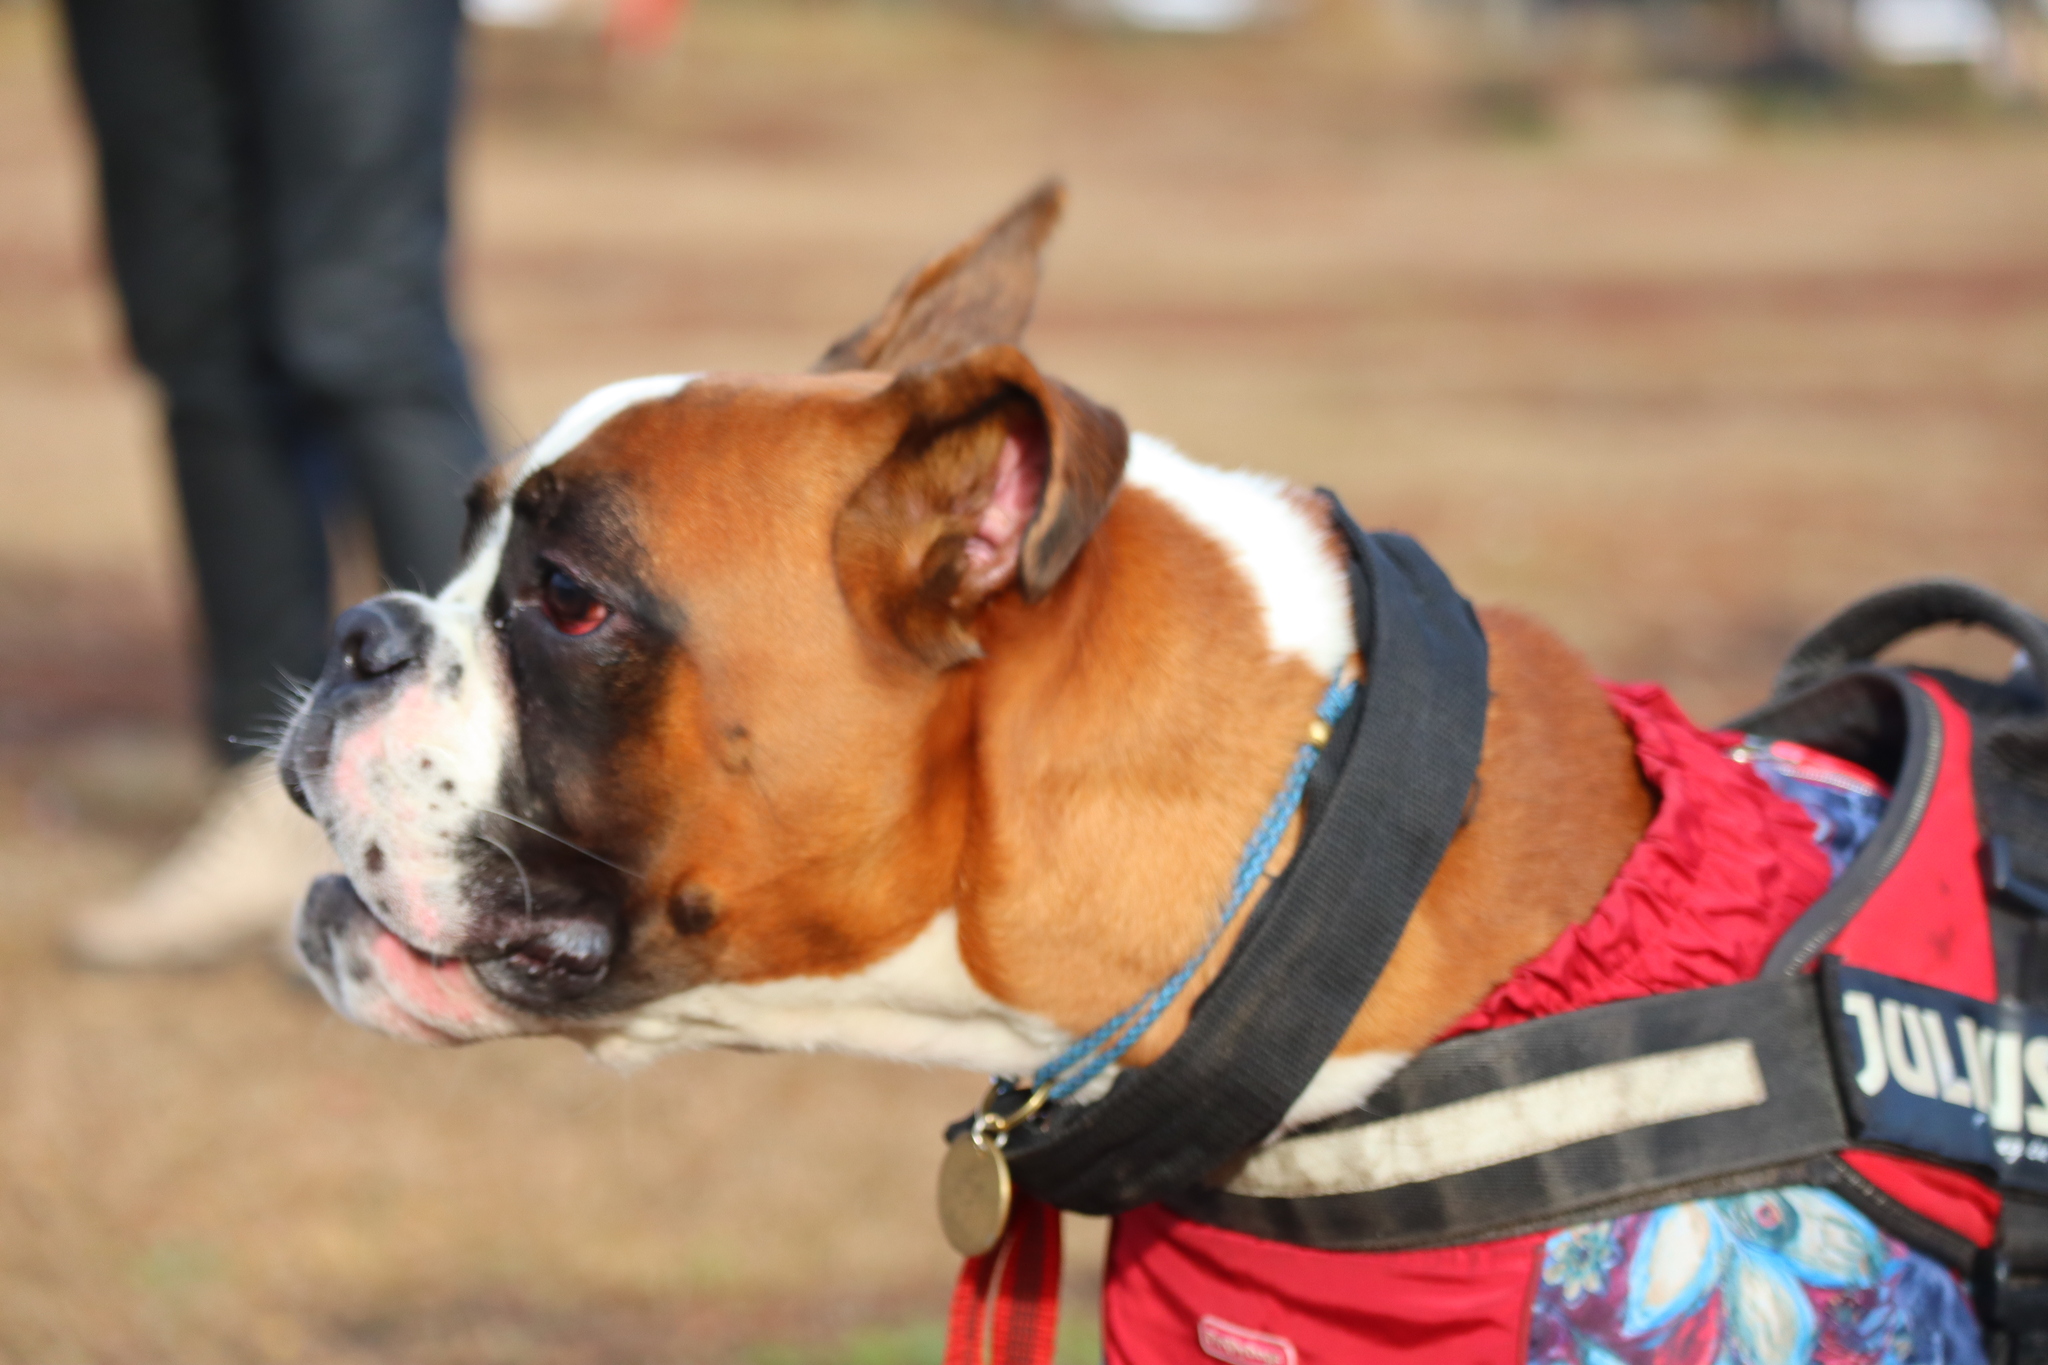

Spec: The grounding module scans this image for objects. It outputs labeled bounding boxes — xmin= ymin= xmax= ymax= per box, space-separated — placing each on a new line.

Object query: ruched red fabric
xmin=1443 ymin=682 xmax=1833 ymax=1040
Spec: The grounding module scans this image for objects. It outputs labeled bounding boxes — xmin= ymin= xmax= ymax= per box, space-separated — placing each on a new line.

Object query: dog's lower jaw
xmin=296 ymin=875 xmax=529 ymax=1045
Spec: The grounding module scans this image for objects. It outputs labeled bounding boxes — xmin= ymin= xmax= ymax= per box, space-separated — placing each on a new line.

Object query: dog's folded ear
xmin=814 ymin=180 xmax=1064 ymax=376
xmin=835 ymin=344 xmax=1128 ymax=670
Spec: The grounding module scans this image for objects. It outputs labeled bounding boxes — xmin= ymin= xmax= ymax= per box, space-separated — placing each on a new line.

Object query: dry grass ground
xmin=1 ymin=0 xmax=2046 ymax=1358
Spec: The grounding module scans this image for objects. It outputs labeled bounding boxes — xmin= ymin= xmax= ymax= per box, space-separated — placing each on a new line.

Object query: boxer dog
xmin=268 ymin=181 xmax=2015 ymax=1365
xmin=279 ymin=182 xmax=1649 ymax=1093
xmin=285 ymin=185 xmax=2013 ymax=1365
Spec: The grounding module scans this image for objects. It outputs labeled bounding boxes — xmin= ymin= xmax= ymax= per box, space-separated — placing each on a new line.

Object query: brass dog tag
xmin=938 ymin=1128 xmax=1012 ymax=1257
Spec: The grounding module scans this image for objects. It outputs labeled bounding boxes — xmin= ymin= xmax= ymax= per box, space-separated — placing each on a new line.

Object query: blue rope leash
xmin=1021 ymin=672 xmax=1358 ymax=1106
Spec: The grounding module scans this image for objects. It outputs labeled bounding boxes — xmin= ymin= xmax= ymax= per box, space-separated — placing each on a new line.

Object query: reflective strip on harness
xmin=1175 ymin=964 xmax=2045 ymax=1266
xmin=1173 ymin=977 xmax=1853 ymax=1253
xmin=1230 ymin=1040 xmax=1767 ymax=1199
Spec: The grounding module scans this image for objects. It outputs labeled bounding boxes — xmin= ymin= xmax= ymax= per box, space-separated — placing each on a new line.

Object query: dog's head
xmin=279 ymin=183 xmax=1133 ymax=1061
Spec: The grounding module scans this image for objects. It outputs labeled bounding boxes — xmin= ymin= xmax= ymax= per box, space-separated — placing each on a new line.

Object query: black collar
xmin=974 ymin=496 xmax=1491 ymax=1215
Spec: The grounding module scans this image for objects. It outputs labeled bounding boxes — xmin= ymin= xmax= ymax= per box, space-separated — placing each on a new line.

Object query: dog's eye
xmin=539 ymin=565 xmax=609 ymax=637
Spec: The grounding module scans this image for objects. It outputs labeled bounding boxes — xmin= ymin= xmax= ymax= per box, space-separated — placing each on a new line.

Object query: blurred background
xmin=1 ymin=0 xmax=2045 ymax=1357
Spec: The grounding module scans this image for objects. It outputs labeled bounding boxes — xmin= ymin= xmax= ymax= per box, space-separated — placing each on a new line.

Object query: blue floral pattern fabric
xmin=1521 ymin=742 xmax=1974 ymax=1363
xmin=1737 ymin=740 xmax=1889 ymax=880
xmin=1528 ymin=1188 xmax=1984 ymax=1365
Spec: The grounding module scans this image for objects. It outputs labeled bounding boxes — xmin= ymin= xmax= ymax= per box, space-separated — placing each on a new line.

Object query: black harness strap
xmin=996 ymin=504 xmax=1491 ymax=1216
xmin=1752 ymin=671 xmax=1943 ymax=978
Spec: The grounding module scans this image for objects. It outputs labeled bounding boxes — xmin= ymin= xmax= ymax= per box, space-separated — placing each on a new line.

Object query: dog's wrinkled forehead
xmin=452 ymin=367 xmax=917 ymax=607
xmin=446 ymin=375 xmax=697 ymax=609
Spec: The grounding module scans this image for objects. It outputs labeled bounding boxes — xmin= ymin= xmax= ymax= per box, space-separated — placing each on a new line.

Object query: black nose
xmin=333 ymin=597 xmax=429 ymax=683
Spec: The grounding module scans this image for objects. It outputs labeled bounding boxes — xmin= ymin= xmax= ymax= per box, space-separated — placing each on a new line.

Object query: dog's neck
xmin=954 ymin=436 xmax=1354 ymax=1062
xmin=599 ymin=435 xmax=1652 ymax=1126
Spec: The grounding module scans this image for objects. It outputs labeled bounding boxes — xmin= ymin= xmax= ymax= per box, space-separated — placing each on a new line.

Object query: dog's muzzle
xmin=281 ymin=592 xmax=629 ymax=1036
xmin=293 ymin=874 xmax=520 ymax=1043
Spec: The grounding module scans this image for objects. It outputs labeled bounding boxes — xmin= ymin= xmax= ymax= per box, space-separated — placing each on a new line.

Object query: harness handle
xmin=1770 ymin=576 xmax=2048 ymax=905
xmin=1774 ymin=577 xmax=2048 ymax=703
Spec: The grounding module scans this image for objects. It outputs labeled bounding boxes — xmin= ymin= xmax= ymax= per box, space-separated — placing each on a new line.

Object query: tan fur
xmin=1332 ymin=610 xmax=1654 ymax=1054
xmin=543 ymin=370 xmax=1651 ymax=1056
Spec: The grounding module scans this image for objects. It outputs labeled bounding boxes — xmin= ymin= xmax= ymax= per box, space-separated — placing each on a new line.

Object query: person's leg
xmin=61 ymin=0 xmax=334 ymax=967
xmin=62 ymin=0 xmax=332 ymax=758
xmin=249 ymin=0 xmax=487 ymax=597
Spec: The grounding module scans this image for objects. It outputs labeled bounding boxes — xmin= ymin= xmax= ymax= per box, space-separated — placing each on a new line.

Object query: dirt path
xmin=2 ymin=0 xmax=2046 ymax=1358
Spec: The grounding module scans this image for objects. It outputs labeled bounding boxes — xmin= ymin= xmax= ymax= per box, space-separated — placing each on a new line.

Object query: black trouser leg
xmin=62 ymin=0 xmax=330 ymax=762
xmin=248 ymin=0 xmax=485 ymax=597
xmin=61 ymin=0 xmax=485 ymax=763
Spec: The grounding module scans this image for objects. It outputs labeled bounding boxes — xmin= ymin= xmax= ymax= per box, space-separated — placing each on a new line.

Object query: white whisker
xmin=476 ymin=804 xmax=643 ymax=882
xmin=473 ymin=831 xmax=536 ymax=917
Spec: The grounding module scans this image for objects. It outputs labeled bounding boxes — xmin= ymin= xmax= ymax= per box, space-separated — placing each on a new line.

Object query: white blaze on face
xmin=295 ymin=376 xmax=696 ymax=957
xmin=316 ymin=602 xmax=517 ymax=956
xmin=439 ymin=374 xmax=699 ymax=616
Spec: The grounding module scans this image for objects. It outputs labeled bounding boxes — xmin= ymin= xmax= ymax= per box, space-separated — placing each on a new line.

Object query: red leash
xmin=945 ymin=1193 xmax=1063 ymax=1365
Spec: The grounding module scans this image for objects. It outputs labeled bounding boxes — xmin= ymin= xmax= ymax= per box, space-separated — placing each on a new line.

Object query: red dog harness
xmin=948 ymin=675 xmax=2016 ymax=1365
xmin=1096 ymin=679 xmax=1998 ymax=1365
